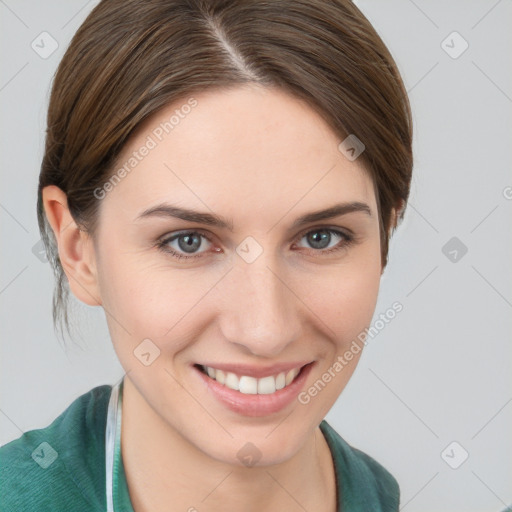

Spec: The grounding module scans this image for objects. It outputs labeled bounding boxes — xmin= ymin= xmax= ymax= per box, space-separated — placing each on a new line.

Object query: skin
xmin=43 ymin=84 xmax=394 ymax=511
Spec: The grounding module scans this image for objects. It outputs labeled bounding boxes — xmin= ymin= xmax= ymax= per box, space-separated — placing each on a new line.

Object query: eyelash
xmin=155 ymin=227 xmax=355 ymax=261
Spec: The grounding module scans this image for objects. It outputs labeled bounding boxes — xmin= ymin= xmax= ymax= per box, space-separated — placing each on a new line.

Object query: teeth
xmin=258 ymin=376 xmax=276 ymax=394
xmin=285 ymin=368 xmax=300 ymax=386
xmin=215 ymin=369 xmax=226 ymax=385
xmin=239 ymin=376 xmax=258 ymax=394
xmin=202 ymin=365 xmax=303 ymax=394
xmin=225 ymin=372 xmax=239 ymax=391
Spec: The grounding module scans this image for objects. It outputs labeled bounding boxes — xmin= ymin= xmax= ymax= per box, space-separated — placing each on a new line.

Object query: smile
xmin=194 ymin=361 xmax=315 ymax=416
xmin=197 ymin=364 xmax=303 ymax=394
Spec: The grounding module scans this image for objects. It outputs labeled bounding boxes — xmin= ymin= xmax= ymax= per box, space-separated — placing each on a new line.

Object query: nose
xmin=217 ymin=254 xmax=302 ymax=358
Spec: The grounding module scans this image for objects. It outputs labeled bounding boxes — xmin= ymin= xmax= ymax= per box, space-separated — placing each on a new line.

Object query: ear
xmin=388 ymin=199 xmax=405 ymax=234
xmin=42 ymin=185 xmax=102 ymax=306
xmin=380 ymin=202 xmax=404 ymax=275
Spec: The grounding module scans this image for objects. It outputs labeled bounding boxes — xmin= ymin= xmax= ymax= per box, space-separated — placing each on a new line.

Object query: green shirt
xmin=0 ymin=381 xmax=399 ymax=511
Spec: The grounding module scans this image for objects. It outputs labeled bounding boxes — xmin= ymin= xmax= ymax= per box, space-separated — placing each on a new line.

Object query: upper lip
xmin=195 ymin=361 xmax=313 ymax=379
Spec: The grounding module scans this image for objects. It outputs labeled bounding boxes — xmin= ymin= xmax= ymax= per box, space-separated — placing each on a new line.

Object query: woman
xmin=0 ymin=0 xmax=412 ymax=510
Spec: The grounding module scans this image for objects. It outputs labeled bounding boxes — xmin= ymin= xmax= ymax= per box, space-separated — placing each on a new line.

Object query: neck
xmin=120 ymin=376 xmax=337 ymax=512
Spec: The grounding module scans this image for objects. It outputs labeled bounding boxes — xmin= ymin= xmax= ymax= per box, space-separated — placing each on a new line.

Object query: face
xmin=91 ymin=84 xmax=382 ymax=466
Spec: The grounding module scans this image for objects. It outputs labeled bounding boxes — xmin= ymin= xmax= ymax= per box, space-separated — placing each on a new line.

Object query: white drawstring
xmin=105 ymin=376 xmax=123 ymax=512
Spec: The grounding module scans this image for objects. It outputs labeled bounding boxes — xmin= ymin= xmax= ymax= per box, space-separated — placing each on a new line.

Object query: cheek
xmin=96 ymin=242 xmax=216 ymax=340
xmin=339 ymin=267 xmax=380 ymax=336
xmin=303 ymin=251 xmax=382 ymax=347
xmin=300 ymin=257 xmax=381 ymax=407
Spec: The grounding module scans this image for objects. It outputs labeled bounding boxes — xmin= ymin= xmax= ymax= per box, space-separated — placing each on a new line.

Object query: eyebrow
xmin=135 ymin=201 xmax=372 ymax=231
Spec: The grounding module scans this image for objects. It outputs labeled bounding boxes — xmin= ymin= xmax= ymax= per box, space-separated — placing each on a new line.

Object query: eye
xmin=293 ymin=228 xmax=354 ymax=255
xmin=156 ymin=230 xmax=214 ymax=260
xmin=156 ymin=227 xmax=355 ymax=261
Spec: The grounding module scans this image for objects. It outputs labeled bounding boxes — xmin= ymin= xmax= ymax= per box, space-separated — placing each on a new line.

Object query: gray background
xmin=1 ymin=1 xmax=511 ymax=510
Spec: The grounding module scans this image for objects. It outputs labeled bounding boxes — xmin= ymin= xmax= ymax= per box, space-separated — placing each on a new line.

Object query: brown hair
xmin=37 ymin=0 xmax=413 ymax=341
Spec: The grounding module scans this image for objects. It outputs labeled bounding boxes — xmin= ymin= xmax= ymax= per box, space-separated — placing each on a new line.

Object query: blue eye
xmin=157 ymin=230 xmax=213 ymax=260
xmin=156 ymin=227 xmax=354 ymax=261
xmin=295 ymin=228 xmax=352 ymax=252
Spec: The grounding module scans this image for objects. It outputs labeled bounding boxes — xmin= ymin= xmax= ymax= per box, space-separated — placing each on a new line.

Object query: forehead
xmin=105 ymin=85 xmax=376 ymax=223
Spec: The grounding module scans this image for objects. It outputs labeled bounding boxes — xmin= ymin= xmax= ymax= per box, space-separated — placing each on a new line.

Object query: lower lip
xmin=194 ymin=362 xmax=315 ymax=417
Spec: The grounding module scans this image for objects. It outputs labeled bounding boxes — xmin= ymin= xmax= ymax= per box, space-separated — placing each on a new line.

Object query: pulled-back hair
xmin=37 ymin=0 xmax=413 ymax=340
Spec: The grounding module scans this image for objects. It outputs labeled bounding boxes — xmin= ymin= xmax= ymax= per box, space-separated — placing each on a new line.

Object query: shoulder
xmin=0 ymin=384 xmax=113 ymax=512
xmin=320 ymin=420 xmax=400 ymax=512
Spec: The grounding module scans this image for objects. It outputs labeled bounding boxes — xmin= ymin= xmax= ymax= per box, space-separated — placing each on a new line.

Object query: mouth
xmin=193 ymin=361 xmax=315 ymax=417
xmin=194 ymin=363 xmax=309 ymax=394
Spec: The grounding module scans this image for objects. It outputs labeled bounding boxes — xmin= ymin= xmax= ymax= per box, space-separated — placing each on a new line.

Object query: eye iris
xmin=308 ymin=230 xmax=330 ymax=249
xmin=178 ymin=234 xmax=202 ymax=253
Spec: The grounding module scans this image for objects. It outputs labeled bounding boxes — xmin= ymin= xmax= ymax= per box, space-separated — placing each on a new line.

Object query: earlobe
xmin=42 ymin=185 xmax=102 ymax=307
